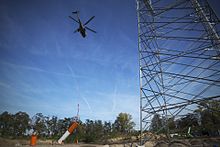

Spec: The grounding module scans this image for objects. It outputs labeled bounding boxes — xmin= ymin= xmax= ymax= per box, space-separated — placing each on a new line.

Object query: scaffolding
xmin=137 ymin=0 xmax=220 ymax=144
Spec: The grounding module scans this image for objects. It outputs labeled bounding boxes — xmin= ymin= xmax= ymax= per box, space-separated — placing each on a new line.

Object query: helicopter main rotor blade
xmin=69 ymin=16 xmax=79 ymax=24
xmin=84 ymin=16 xmax=95 ymax=26
xmin=85 ymin=26 xmax=97 ymax=33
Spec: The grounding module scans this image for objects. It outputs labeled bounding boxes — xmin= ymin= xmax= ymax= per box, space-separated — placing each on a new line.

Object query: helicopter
xmin=69 ymin=11 xmax=96 ymax=38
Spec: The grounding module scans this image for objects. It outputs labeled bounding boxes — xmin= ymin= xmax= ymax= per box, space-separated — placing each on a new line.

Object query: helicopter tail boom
xmin=72 ymin=11 xmax=79 ymax=14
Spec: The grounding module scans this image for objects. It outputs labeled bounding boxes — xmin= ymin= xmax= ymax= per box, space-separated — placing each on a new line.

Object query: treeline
xmin=1 ymin=100 xmax=219 ymax=143
xmin=150 ymin=100 xmax=220 ymax=137
xmin=0 ymin=112 xmax=136 ymax=143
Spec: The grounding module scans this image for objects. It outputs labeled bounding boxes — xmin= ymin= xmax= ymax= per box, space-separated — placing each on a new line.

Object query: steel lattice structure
xmin=137 ymin=0 xmax=220 ymax=144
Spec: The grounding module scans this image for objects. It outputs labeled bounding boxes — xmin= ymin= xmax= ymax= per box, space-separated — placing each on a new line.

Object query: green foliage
xmin=196 ymin=100 xmax=220 ymax=135
xmin=167 ymin=117 xmax=175 ymax=132
xmin=82 ymin=119 xmax=104 ymax=143
xmin=149 ymin=100 xmax=220 ymax=137
xmin=170 ymin=100 xmax=220 ymax=136
xmin=0 ymin=111 xmax=30 ymax=138
xmin=32 ymin=113 xmax=47 ymax=137
xmin=84 ymin=119 xmax=95 ymax=142
xmin=176 ymin=113 xmax=199 ymax=135
xmin=0 ymin=111 xmax=14 ymax=137
xmin=103 ymin=121 xmax=112 ymax=135
xmin=13 ymin=111 xmax=31 ymax=137
xmin=113 ymin=113 xmax=135 ymax=134
xmin=46 ymin=116 xmax=58 ymax=138
xmin=0 ymin=111 xmax=135 ymax=143
xmin=150 ymin=113 xmax=163 ymax=133
xmin=1 ymin=103 xmax=220 ymax=142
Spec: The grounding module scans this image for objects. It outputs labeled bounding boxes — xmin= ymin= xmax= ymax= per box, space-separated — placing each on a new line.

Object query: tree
xmin=93 ymin=120 xmax=103 ymax=140
xmin=195 ymin=100 xmax=220 ymax=136
xmin=57 ymin=117 xmax=72 ymax=138
xmin=113 ymin=113 xmax=135 ymax=134
xmin=84 ymin=119 xmax=95 ymax=142
xmin=0 ymin=111 xmax=14 ymax=137
xmin=81 ymin=120 xmax=104 ymax=143
xmin=103 ymin=121 xmax=112 ymax=135
xmin=32 ymin=113 xmax=47 ymax=137
xmin=0 ymin=111 xmax=139 ymax=142
xmin=167 ymin=117 xmax=176 ymax=133
xmin=46 ymin=116 xmax=58 ymax=138
xmin=176 ymin=113 xmax=199 ymax=135
xmin=75 ymin=120 xmax=85 ymax=142
xmin=150 ymin=113 xmax=162 ymax=133
xmin=13 ymin=111 xmax=30 ymax=137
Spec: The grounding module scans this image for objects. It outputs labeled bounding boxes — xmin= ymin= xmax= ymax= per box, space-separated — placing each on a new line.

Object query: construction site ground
xmin=1 ymin=137 xmax=220 ymax=147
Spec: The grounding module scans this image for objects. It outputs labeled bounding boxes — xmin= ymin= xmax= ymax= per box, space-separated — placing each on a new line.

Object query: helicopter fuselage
xmin=78 ymin=21 xmax=86 ymax=38
xmin=69 ymin=11 xmax=96 ymax=38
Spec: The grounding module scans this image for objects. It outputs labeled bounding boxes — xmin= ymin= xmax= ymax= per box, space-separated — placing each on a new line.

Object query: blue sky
xmin=1 ymin=0 xmax=220 ymax=129
xmin=0 ymin=0 xmax=140 ymax=126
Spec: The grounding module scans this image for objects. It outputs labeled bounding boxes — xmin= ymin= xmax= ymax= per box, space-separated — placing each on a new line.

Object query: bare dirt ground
xmin=1 ymin=137 xmax=220 ymax=147
xmin=0 ymin=137 xmax=105 ymax=147
xmin=144 ymin=137 xmax=220 ymax=147
xmin=22 ymin=144 xmax=104 ymax=147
